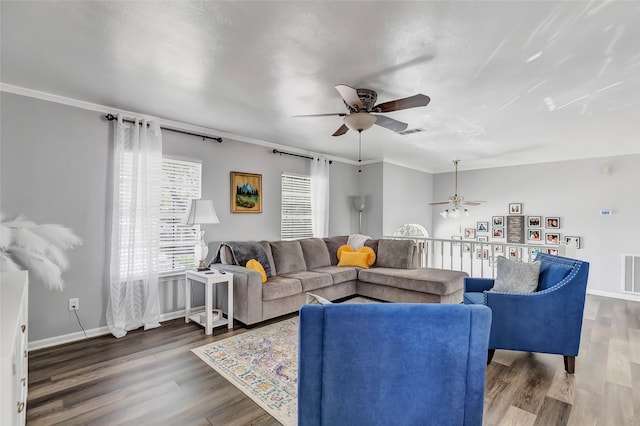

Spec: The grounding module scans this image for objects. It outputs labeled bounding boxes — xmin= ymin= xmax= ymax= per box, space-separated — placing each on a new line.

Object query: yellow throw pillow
xmin=357 ymin=246 xmax=376 ymax=267
xmin=337 ymin=251 xmax=370 ymax=269
xmin=246 ymin=259 xmax=267 ymax=283
xmin=337 ymin=244 xmax=355 ymax=260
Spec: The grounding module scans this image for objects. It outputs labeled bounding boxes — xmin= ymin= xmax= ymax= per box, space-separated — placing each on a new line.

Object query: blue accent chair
xmin=298 ymin=303 xmax=492 ymax=426
xmin=463 ymin=253 xmax=589 ymax=373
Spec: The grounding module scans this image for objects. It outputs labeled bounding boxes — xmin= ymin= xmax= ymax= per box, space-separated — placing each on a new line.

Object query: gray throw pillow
xmin=305 ymin=292 xmax=332 ymax=305
xmin=491 ymin=256 xmax=541 ymax=293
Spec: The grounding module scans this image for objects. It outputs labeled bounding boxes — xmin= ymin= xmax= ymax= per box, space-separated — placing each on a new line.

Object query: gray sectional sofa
xmin=210 ymin=236 xmax=468 ymax=326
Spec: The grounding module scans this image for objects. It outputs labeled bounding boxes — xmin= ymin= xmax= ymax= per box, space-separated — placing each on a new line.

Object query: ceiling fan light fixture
xmin=440 ymin=209 xmax=449 ymax=218
xmin=344 ymin=112 xmax=377 ymax=132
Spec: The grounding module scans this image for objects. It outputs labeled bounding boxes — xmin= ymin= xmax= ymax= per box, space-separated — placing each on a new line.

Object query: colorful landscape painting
xmin=231 ymin=172 xmax=262 ymax=213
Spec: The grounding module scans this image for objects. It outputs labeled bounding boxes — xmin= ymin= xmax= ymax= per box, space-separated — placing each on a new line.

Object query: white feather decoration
xmin=0 ymin=212 xmax=82 ymax=291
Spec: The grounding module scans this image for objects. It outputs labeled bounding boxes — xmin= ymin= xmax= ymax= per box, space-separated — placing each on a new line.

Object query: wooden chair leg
xmin=487 ymin=349 xmax=495 ymax=365
xmin=564 ymin=355 xmax=575 ymax=374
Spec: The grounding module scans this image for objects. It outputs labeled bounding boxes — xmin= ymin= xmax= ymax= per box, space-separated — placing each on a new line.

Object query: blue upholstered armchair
xmin=463 ymin=253 xmax=589 ymax=373
xmin=298 ymin=303 xmax=492 ymax=426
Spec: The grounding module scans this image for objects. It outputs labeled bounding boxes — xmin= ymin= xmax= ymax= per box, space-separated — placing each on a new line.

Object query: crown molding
xmin=1 ymin=82 xmax=357 ymax=165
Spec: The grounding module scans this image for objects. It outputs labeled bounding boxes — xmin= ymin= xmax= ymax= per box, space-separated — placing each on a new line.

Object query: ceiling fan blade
xmin=463 ymin=201 xmax=487 ymax=206
xmin=429 ymin=201 xmax=452 ymax=205
xmin=293 ymin=112 xmax=347 ymax=118
xmin=332 ymin=124 xmax=349 ymax=137
xmin=335 ymin=84 xmax=363 ymax=109
xmin=375 ymin=115 xmax=408 ymax=132
xmin=375 ymin=94 xmax=431 ymax=113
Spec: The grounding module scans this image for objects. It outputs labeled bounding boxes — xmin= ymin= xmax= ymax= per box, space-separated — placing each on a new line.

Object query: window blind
xmin=281 ymin=173 xmax=313 ymax=240
xmin=159 ymin=158 xmax=202 ymax=273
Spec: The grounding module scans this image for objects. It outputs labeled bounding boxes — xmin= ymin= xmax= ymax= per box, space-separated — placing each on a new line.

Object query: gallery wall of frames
xmin=456 ymin=202 xmax=581 ymax=263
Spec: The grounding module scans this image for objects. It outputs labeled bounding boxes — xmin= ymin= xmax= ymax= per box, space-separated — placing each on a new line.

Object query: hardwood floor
xmin=27 ymin=295 xmax=639 ymax=425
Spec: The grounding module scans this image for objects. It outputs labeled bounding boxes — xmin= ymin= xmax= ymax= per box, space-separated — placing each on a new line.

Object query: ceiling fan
xmin=430 ymin=160 xmax=486 ymax=218
xmin=293 ymin=85 xmax=430 ymax=136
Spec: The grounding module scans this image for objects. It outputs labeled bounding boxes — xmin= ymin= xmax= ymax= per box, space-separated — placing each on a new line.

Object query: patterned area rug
xmin=191 ymin=297 xmax=376 ymax=426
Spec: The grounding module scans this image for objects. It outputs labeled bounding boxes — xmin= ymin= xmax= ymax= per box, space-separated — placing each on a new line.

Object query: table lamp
xmin=183 ymin=199 xmax=220 ymax=270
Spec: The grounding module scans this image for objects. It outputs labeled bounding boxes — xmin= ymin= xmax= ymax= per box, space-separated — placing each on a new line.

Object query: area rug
xmin=191 ymin=297 xmax=376 ymax=426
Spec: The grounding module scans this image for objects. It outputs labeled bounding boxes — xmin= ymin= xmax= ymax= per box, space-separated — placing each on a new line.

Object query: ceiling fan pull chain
xmin=358 ymin=130 xmax=362 ymax=173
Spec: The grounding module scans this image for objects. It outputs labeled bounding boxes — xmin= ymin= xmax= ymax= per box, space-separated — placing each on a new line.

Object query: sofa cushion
xmin=376 ymin=239 xmax=415 ymax=269
xmin=464 ymin=292 xmax=485 ymax=305
xmin=358 ymin=267 xmax=466 ymax=296
xmin=310 ymin=266 xmax=358 ymax=284
xmin=299 ymin=238 xmax=332 ymax=269
xmin=260 ymin=240 xmax=277 ymax=277
xmin=246 ymin=259 xmax=267 ymax=283
xmin=324 ymin=236 xmax=349 ymax=265
xmin=282 ymin=270 xmax=333 ymax=292
xmin=338 ymin=251 xmax=370 ymax=269
xmin=357 ymin=246 xmax=376 ymax=266
xmin=270 ymin=240 xmax=307 ymax=274
xmin=537 ymin=261 xmax=572 ymax=291
xmin=491 ymin=256 xmax=541 ymax=293
xmin=262 ymin=276 xmax=303 ymax=301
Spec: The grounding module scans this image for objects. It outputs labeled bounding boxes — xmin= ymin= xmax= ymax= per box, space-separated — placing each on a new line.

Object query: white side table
xmin=185 ymin=269 xmax=234 ymax=335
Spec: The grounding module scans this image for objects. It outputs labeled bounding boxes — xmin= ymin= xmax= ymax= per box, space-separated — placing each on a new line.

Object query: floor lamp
xmin=352 ymin=195 xmax=366 ymax=234
xmin=183 ymin=199 xmax=220 ymax=270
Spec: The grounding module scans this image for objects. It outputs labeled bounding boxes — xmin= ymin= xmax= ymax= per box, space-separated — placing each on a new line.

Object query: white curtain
xmin=107 ymin=114 xmax=162 ymax=338
xmin=311 ymin=156 xmax=330 ymax=237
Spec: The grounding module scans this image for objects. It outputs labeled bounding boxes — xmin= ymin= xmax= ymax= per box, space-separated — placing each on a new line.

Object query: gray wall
xmin=357 ymin=162 xmax=384 ymax=238
xmin=382 ymin=162 xmax=433 ymax=236
xmin=0 ymin=92 xmax=358 ymax=342
xmin=432 ymin=155 xmax=640 ymax=296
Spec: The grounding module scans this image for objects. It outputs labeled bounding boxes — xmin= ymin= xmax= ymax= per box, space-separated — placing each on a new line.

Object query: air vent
xmin=623 ymin=254 xmax=640 ymax=294
xmin=398 ymin=127 xmax=426 ymax=136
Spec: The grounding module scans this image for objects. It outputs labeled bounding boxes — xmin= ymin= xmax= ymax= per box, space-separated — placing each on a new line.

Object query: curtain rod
xmin=104 ymin=113 xmax=222 ymax=143
xmin=272 ymin=149 xmax=332 ymax=164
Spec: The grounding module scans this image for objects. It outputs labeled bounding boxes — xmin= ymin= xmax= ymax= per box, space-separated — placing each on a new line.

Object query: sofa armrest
xmin=464 ymin=277 xmax=495 ymax=293
xmin=211 ymin=263 xmax=264 ymax=326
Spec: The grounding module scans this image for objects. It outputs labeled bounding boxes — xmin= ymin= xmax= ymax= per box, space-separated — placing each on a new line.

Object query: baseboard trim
xmin=28 ymin=307 xmax=201 ymax=351
xmin=587 ymin=289 xmax=640 ymax=302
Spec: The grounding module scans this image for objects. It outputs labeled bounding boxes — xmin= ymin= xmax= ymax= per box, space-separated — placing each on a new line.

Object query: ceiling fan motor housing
xmin=343 ymin=89 xmax=378 ymax=112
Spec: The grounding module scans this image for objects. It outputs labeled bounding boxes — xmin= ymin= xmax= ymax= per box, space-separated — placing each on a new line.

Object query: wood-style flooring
xmin=26 ymin=294 xmax=640 ymax=425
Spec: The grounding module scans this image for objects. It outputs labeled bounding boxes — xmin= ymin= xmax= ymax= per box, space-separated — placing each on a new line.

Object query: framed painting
xmin=464 ymin=228 xmax=476 ymax=239
xmin=477 ymin=221 xmax=489 ymax=232
xmin=492 ymin=227 xmax=504 ymax=238
xmin=528 ymin=216 xmax=541 ymax=228
xmin=509 ymin=203 xmax=522 ymax=214
xmin=492 ymin=216 xmax=504 ymax=227
xmin=231 ymin=171 xmax=262 ymax=213
xmin=477 ymin=236 xmax=488 ymax=242
xmin=545 ymin=232 xmax=560 ymax=245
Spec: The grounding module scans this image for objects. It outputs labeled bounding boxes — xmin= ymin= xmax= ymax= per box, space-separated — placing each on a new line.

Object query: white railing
xmin=385 ymin=236 xmax=567 ymax=279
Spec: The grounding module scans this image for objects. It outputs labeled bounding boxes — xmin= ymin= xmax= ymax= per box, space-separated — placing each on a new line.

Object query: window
xmin=281 ymin=173 xmax=312 ymax=240
xmin=159 ymin=157 xmax=202 ymax=274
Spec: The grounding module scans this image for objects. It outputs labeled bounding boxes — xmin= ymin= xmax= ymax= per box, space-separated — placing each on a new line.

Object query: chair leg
xmin=564 ymin=355 xmax=575 ymax=374
xmin=487 ymin=349 xmax=495 ymax=365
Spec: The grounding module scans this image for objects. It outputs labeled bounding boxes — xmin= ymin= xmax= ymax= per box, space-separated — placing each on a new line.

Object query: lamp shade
xmin=352 ymin=195 xmax=366 ymax=212
xmin=344 ymin=112 xmax=377 ymax=132
xmin=183 ymin=199 xmax=220 ymax=225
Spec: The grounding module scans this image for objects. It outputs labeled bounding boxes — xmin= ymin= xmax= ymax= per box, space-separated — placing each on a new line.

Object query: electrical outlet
xmin=69 ymin=298 xmax=79 ymax=311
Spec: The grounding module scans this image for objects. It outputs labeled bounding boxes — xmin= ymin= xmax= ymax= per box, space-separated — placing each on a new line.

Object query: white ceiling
xmin=2 ymin=1 xmax=639 ymax=173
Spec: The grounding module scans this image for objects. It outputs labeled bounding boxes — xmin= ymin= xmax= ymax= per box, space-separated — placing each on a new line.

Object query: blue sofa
xmin=463 ymin=253 xmax=590 ymax=373
xmin=298 ymin=303 xmax=492 ymax=425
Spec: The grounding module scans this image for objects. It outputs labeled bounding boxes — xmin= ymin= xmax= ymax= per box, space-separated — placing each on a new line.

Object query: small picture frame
xmin=547 ymin=248 xmax=559 ymax=255
xmin=230 ymin=171 xmax=262 ymax=213
xmin=464 ymin=228 xmax=476 ymax=239
xmin=546 ymin=217 xmax=560 ymax=229
xmin=494 ymin=245 xmax=504 ymax=254
xmin=477 ymin=221 xmax=489 ymax=232
xmin=508 ymin=247 xmax=519 ymax=259
xmin=528 ymin=229 xmax=541 ymax=241
xmin=530 ymin=247 xmax=542 ymax=257
xmin=482 ymin=249 xmax=489 ymax=260
xmin=565 ymin=236 xmax=581 ymax=249
xmin=509 ymin=203 xmax=522 ymax=214
xmin=492 ymin=227 xmax=504 ymax=238
xmin=528 ymin=216 xmax=541 ymax=228
xmin=545 ymin=232 xmax=560 ymax=245
xmin=492 ymin=216 xmax=504 ymax=227
xmin=463 ymin=243 xmax=471 ymax=253
xmin=452 ymin=236 xmax=462 ymax=246
xmin=477 ymin=236 xmax=488 ymax=242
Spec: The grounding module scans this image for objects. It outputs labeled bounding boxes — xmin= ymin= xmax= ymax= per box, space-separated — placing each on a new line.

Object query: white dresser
xmin=1 ymin=271 xmax=29 ymax=426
